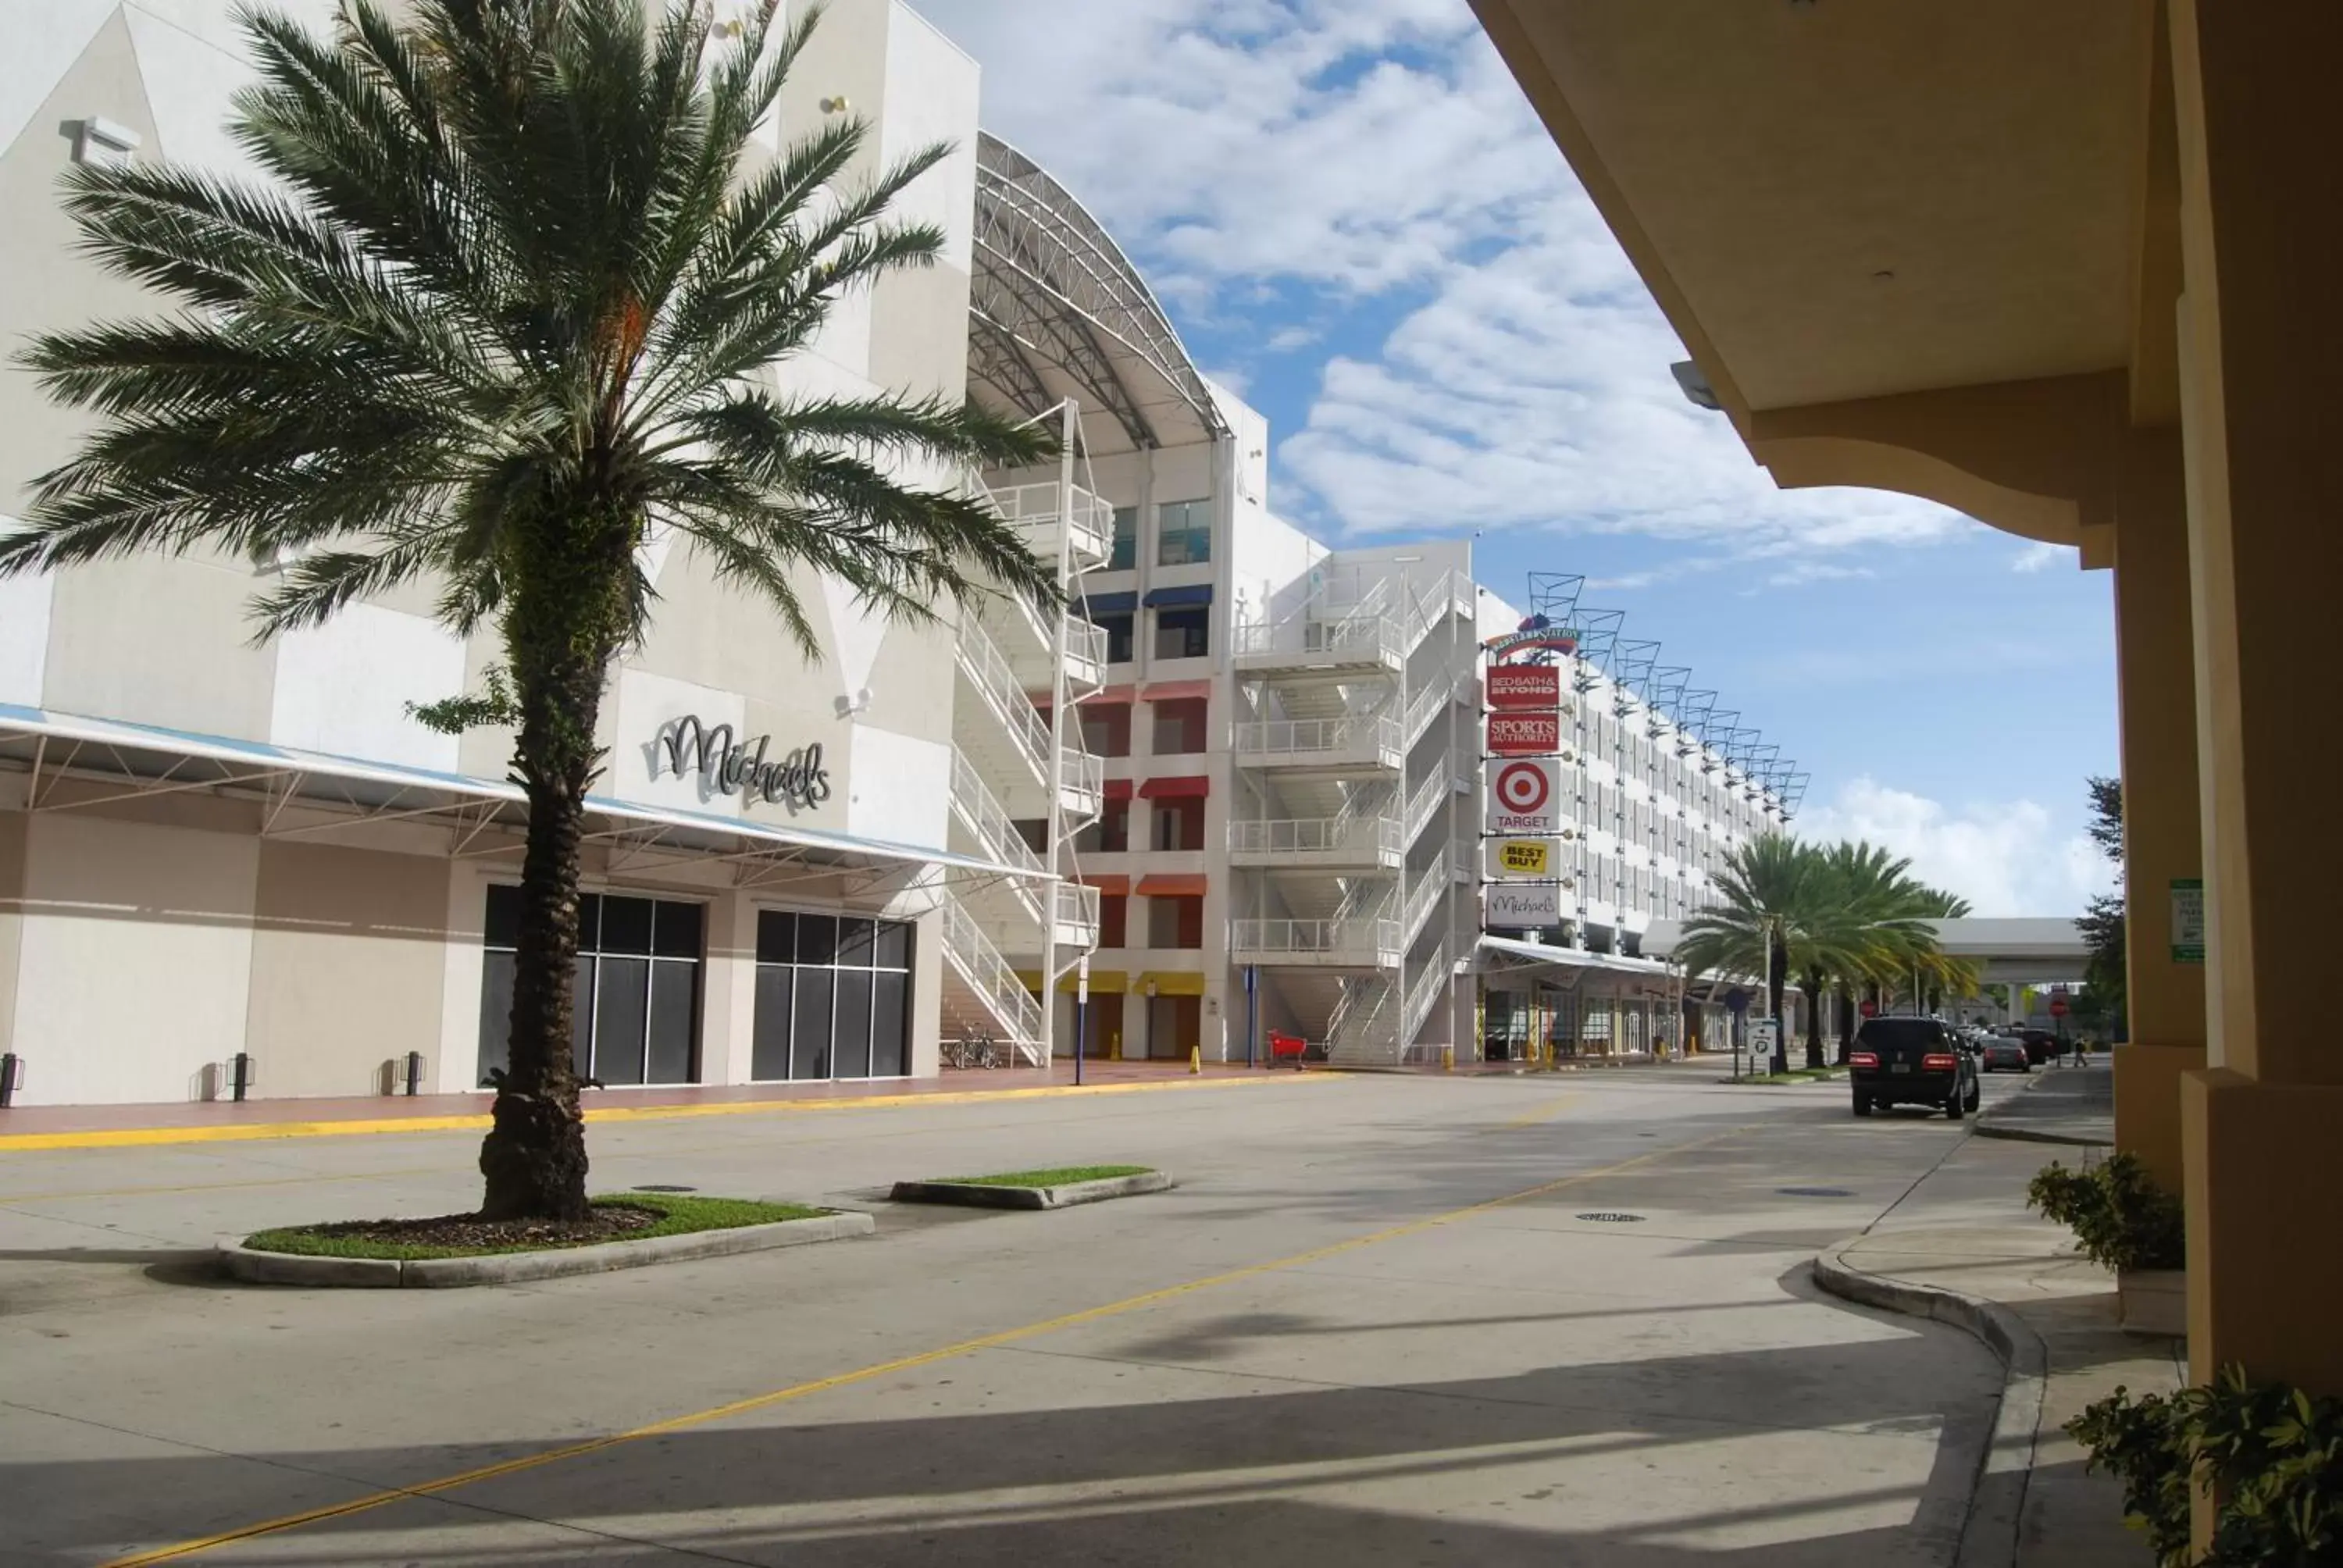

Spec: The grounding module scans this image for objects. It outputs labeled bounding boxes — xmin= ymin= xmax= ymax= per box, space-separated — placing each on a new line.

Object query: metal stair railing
xmin=1229 ymin=917 xmax=1401 ymax=964
xmin=1400 ymin=940 xmax=1452 ymax=1042
xmin=1231 ymin=579 xmax=1397 ymax=664
xmin=1399 ymin=867 xmax=1446 ymax=945
xmin=988 ymin=479 xmax=1114 ymax=565
xmin=1232 ymin=712 xmax=1401 ymax=763
xmin=955 ymin=617 xmax=1052 ymax=786
xmin=1228 ymin=811 xmax=1403 ymax=860
xmin=940 ymin=898 xmax=1045 ymax=1060
xmin=1400 ymin=767 xmax=1449 ymax=843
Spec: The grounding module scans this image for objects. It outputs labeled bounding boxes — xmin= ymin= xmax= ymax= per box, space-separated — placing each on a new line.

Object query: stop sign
xmin=1859 ymin=1000 xmax=1878 ymax=1018
xmin=2049 ymin=997 xmax=2069 ymax=1018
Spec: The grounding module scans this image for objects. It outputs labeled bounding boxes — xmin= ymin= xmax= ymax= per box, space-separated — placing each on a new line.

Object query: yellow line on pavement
xmin=0 ymin=1074 xmax=1333 ymax=1155
xmin=99 ymin=1124 xmax=1749 ymax=1566
xmin=1501 ymin=1092 xmax=1581 ymax=1128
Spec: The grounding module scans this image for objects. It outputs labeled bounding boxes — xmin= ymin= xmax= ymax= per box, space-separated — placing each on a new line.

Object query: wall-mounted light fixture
xmin=834 ymin=686 xmax=873 ymax=718
xmin=73 ymin=116 xmax=139 ymax=169
xmin=819 ymin=95 xmax=850 ymax=114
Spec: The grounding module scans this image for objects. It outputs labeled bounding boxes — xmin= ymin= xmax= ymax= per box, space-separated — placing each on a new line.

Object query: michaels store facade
xmin=0 ymin=0 xmax=1072 ymax=1108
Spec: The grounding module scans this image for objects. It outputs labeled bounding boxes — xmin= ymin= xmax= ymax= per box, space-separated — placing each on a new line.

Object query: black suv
xmin=1849 ymin=1017 xmax=1981 ymax=1119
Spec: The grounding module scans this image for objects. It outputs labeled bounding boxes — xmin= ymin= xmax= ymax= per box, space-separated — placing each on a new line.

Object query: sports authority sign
xmin=1486 ymin=711 xmax=1560 ymax=756
xmin=1486 ymin=758 xmax=1560 ymax=834
xmin=1485 ymin=665 xmax=1560 ymax=710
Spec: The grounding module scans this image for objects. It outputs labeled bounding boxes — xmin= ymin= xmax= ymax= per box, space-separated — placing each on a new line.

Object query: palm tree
xmin=0 ymin=0 xmax=1059 ymax=1219
xmin=1675 ymin=835 xmax=1860 ymax=1073
xmin=1811 ymin=840 xmax=1934 ymax=1066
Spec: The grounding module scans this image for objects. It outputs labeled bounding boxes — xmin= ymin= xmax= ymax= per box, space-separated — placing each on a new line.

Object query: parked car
xmin=1980 ymin=1037 xmax=2031 ymax=1073
xmin=1848 ymin=1016 xmax=1981 ymax=1118
xmin=2017 ymin=1028 xmax=2059 ymax=1065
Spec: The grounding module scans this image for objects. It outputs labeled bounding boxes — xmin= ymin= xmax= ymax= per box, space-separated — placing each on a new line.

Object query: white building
xmin=0 ymin=0 xmax=1098 ymax=1107
xmin=0 ymin=0 xmax=1796 ymax=1107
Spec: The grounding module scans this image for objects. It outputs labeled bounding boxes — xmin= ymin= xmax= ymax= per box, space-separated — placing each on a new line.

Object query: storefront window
xmin=751 ymin=910 xmax=915 ymax=1080
xmin=1154 ymin=607 xmax=1210 ymax=660
xmin=478 ymin=887 xmax=703 ymax=1088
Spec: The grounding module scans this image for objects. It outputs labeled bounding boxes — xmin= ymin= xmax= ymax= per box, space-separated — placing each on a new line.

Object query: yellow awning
xmin=1137 ymin=970 xmax=1207 ymax=997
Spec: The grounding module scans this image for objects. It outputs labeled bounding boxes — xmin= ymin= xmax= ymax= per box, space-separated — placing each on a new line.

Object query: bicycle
xmin=947 ymin=1029 xmax=1002 ymax=1070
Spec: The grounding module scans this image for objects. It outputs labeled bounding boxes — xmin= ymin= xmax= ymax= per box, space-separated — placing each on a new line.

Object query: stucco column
xmin=2170 ymin=0 xmax=2343 ymax=1401
xmin=2109 ymin=429 xmax=2206 ymax=1194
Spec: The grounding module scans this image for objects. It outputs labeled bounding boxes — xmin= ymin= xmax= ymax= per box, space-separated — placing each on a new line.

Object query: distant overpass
xmin=1643 ymin=917 xmax=2088 ymax=987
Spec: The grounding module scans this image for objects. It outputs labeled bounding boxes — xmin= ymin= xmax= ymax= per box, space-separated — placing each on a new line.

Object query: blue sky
xmin=918 ymin=0 xmax=2120 ymax=914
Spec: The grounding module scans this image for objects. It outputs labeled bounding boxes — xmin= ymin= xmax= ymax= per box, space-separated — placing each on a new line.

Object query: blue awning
xmin=1143 ymin=584 xmax=1214 ymax=609
xmin=1082 ymin=591 xmax=1139 ymax=616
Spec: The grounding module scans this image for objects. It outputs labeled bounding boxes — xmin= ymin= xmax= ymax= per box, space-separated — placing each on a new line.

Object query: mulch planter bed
xmin=245 ymin=1194 xmax=822 ymax=1261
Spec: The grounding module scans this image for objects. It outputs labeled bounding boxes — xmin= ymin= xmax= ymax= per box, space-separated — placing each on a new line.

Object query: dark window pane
xmin=654 ymin=900 xmax=704 ymax=959
xmin=646 ymin=961 xmax=698 ymax=1083
xmin=874 ymin=920 xmax=911 ymax=970
xmin=571 ymin=955 xmax=595 ymax=1078
xmin=577 ymin=894 xmax=603 ymax=952
xmin=751 ymin=966 xmax=793 ymax=1081
xmin=594 ymin=957 xmax=650 ymax=1084
xmin=756 ymin=910 xmax=797 ymax=965
xmin=871 ymin=971 xmax=908 ymax=1077
xmin=834 ymin=971 xmax=873 ymax=1078
xmin=476 ymin=950 xmax=517 ymax=1085
xmin=837 ymin=918 xmax=875 ymax=967
xmin=600 ymin=896 xmax=654 ymax=956
xmin=797 ymin=914 xmax=837 ymax=966
xmin=483 ymin=885 xmax=522 ymax=950
xmin=792 ymin=968 xmax=833 ymax=1080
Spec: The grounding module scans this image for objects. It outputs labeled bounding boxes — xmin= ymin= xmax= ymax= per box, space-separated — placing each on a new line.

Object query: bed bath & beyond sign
xmin=657 ymin=715 xmax=832 ymax=810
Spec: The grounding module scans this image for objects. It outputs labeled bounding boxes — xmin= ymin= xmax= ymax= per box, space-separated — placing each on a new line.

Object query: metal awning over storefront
xmin=0 ymin=703 xmax=1043 ymax=893
xmin=1475 ymin=934 xmax=1674 ymax=984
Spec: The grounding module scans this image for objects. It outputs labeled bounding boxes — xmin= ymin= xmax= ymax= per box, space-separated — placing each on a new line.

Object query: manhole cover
xmin=1776 ymin=1187 xmax=1855 ymax=1198
xmin=632 ymin=1184 xmax=698 ymax=1193
xmin=1575 ymin=1212 xmax=1646 ymax=1223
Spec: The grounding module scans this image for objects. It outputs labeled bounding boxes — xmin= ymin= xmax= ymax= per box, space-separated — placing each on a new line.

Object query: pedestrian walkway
xmin=1976 ymin=1058 xmax=2114 ymax=1149
xmin=0 ymin=1058 xmax=1304 ymax=1152
xmin=1815 ymin=1096 xmax=2181 ymax=1568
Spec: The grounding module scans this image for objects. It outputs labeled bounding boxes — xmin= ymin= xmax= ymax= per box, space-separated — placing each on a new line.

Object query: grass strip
xmin=244 ymin=1193 xmax=826 ymax=1261
xmin=940 ymin=1164 xmax=1154 ymax=1189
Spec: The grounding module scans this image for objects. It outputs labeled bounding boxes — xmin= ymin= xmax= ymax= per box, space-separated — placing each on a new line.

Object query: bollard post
xmin=1441 ymin=1044 xmax=1455 ymax=1073
xmin=404 ymin=1051 xmax=425 ymax=1096
xmin=0 ymin=1053 xmax=20 ymax=1108
xmin=1188 ymin=1045 xmax=1201 ymax=1075
xmin=230 ymin=1052 xmax=254 ymax=1102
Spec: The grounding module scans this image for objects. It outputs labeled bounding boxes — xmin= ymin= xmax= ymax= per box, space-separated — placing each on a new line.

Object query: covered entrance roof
xmin=0 ymin=703 xmax=1037 ymax=891
xmin=1471 ymin=0 xmax=2168 ymax=548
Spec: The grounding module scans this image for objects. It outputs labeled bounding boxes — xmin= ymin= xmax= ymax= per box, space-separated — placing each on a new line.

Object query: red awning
xmin=1141 ymin=679 xmax=1213 ymax=703
xmin=1138 ymin=775 xmax=1210 ymax=800
xmin=1081 ymin=873 xmax=1132 ymax=896
xmin=1094 ymin=684 xmax=1139 ymax=705
xmin=1103 ymin=777 xmax=1136 ymax=801
xmin=1136 ymin=873 xmax=1208 ymax=898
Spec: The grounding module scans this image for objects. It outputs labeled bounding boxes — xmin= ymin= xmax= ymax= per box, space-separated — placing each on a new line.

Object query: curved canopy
xmin=968 ymin=133 xmax=1226 ymax=454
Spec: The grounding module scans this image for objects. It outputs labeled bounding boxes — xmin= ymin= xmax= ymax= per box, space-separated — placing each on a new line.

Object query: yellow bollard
xmin=1441 ymin=1044 xmax=1455 ymax=1072
xmin=1188 ymin=1046 xmax=1201 ymax=1074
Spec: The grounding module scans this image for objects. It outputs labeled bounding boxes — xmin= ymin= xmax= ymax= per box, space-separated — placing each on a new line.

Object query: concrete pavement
xmin=3 ymin=1067 xmax=2039 ymax=1564
xmin=1816 ymin=1064 xmax=2174 ymax=1568
xmin=1974 ymin=1060 xmax=2114 ymax=1149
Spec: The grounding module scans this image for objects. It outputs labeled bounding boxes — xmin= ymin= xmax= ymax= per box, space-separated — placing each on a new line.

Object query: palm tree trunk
xmin=1800 ymin=978 xmax=1824 ymax=1070
xmin=1767 ymin=939 xmax=1789 ymax=1074
xmin=479 ymin=541 xmax=626 ymax=1221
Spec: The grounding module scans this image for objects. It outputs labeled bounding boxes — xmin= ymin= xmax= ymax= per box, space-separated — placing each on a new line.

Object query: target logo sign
xmin=1488 ymin=758 xmax=1560 ymax=834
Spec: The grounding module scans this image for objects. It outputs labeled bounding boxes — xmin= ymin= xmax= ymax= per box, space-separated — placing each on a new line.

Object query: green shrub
xmin=2070 ymin=1366 xmax=2343 ymax=1566
xmin=2027 ymin=1151 xmax=2185 ymax=1271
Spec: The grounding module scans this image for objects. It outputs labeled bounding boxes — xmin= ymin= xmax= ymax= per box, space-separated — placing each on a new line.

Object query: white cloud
xmin=1796 ymin=776 xmax=2117 ymax=916
xmin=2012 ymin=541 xmax=2071 ymax=573
xmin=918 ymin=0 xmax=1977 ymax=554
xmin=1764 ymin=562 xmax=1876 ymax=589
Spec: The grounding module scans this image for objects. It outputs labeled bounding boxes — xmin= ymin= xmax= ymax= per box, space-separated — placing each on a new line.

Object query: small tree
xmin=2 ymin=0 xmax=1059 ymax=1218
xmin=2078 ymin=775 xmax=2128 ymax=1038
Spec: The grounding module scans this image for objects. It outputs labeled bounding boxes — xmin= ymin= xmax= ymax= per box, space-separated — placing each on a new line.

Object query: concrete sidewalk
xmin=1815 ymin=1131 xmax=2181 ymax=1567
xmin=1974 ymin=1059 xmax=2113 ymax=1149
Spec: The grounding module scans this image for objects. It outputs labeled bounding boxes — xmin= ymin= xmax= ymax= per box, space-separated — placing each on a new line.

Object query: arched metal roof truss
xmin=971 ymin=133 xmax=1227 ymax=453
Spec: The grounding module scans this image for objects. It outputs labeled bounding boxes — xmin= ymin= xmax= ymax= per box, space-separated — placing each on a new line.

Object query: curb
xmin=889 ymin=1171 xmax=1174 ymax=1210
xmin=1813 ymin=1240 xmax=2049 ymax=1568
xmin=1972 ymin=1121 xmax=2112 ymax=1148
xmin=216 ymin=1210 xmax=875 ymax=1288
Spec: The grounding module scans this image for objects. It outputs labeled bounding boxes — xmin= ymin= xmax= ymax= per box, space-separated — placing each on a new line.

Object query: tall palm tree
xmin=1675 ymin=835 xmax=1859 ymax=1073
xmin=0 ymin=0 xmax=1059 ymax=1219
xmin=1812 ymin=840 xmax=1932 ymax=1066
